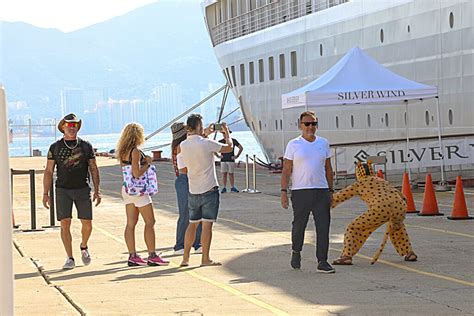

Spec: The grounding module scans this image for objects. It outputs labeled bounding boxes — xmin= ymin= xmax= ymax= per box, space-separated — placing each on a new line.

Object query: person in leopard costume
xmin=331 ymin=161 xmax=417 ymax=265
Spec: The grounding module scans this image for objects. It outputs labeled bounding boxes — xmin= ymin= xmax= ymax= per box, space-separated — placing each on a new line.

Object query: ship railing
xmin=211 ymin=0 xmax=349 ymax=46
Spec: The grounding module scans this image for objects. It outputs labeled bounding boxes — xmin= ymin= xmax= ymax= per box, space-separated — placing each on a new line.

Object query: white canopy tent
xmin=282 ymin=46 xmax=438 ymax=108
xmin=282 ymin=46 xmax=447 ymax=185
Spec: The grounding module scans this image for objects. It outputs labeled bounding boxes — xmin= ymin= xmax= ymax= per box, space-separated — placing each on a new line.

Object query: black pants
xmin=291 ymin=189 xmax=331 ymax=262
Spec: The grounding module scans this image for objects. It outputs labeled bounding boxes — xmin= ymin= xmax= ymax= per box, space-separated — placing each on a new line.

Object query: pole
xmin=404 ymin=100 xmax=411 ymax=180
xmin=30 ymin=169 xmax=37 ymax=230
xmin=242 ymin=154 xmax=250 ymax=193
xmin=28 ymin=118 xmax=32 ymax=157
xmin=0 ymin=86 xmax=14 ymax=315
xmin=435 ymin=97 xmax=448 ymax=190
xmin=249 ymin=154 xmax=261 ymax=194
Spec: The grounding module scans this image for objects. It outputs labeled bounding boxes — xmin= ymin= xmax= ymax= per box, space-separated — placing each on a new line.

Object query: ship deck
xmin=10 ymin=157 xmax=474 ymax=315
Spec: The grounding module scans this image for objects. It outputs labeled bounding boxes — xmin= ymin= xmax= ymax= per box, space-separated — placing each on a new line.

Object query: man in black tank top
xmin=42 ymin=113 xmax=102 ymax=270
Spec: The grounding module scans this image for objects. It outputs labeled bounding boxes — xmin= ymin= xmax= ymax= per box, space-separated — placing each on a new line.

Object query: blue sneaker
xmin=231 ymin=187 xmax=239 ymax=193
xmin=221 ymin=187 xmax=227 ymax=193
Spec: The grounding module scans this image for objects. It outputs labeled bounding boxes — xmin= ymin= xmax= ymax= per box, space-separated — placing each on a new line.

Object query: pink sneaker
xmin=128 ymin=255 xmax=147 ymax=267
xmin=147 ymin=254 xmax=169 ymax=266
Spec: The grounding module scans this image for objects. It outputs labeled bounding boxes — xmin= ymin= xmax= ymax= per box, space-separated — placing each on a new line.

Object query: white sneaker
xmin=174 ymin=249 xmax=185 ymax=255
xmin=194 ymin=247 xmax=202 ymax=254
xmin=63 ymin=258 xmax=75 ymax=270
xmin=81 ymin=248 xmax=91 ymax=266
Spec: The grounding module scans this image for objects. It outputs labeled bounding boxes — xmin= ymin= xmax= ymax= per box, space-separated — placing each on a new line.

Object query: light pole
xmin=0 ymin=86 xmax=14 ymax=315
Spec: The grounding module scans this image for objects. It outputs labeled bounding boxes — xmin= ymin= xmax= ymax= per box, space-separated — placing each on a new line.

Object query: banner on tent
xmin=333 ymin=136 xmax=474 ymax=173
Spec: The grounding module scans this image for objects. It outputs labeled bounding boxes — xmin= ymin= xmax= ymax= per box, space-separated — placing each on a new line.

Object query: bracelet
xmin=43 ymin=193 xmax=49 ymax=196
xmin=280 ymin=188 xmax=288 ymax=192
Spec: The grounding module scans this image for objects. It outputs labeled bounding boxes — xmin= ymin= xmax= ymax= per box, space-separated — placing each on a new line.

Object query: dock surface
xmin=10 ymin=157 xmax=474 ymax=315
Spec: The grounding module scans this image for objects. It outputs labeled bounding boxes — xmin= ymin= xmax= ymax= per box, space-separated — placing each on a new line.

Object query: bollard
xmin=42 ymin=182 xmax=58 ymax=228
xmin=242 ymin=154 xmax=251 ymax=193
xmin=248 ymin=154 xmax=261 ymax=194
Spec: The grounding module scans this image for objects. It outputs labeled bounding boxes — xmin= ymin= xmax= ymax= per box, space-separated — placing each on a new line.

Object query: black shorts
xmin=56 ymin=187 xmax=93 ymax=221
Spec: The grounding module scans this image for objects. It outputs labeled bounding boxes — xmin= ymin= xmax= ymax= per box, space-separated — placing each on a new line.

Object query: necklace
xmin=63 ymin=138 xmax=79 ymax=150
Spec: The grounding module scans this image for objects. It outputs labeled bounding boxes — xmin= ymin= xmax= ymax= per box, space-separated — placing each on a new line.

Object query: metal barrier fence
xmin=242 ymin=154 xmax=261 ymax=194
xmin=11 ymin=169 xmax=57 ymax=231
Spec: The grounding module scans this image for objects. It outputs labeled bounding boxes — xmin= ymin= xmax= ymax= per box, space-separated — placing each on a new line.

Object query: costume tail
xmin=371 ymin=223 xmax=391 ymax=265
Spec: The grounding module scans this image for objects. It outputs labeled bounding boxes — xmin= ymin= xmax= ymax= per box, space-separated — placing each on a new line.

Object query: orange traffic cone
xmin=402 ymin=172 xmax=418 ymax=213
xmin=447 ymin=176 xmax=473 ymax=220
xmin=418 ymin=174 xmax=444 ymax=216
xmin=377 ymin=169 xmax=384 ymax=179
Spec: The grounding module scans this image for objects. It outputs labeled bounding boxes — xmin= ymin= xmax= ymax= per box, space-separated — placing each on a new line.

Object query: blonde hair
xmin=116 ymin=123 xmax=145 ymax=162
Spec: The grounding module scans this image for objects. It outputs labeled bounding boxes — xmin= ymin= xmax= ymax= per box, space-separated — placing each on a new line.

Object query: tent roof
xmin=282 ymin=46 xmax=438 ymax=108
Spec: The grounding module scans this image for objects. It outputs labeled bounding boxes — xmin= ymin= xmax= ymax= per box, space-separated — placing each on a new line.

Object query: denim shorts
xmin=188 ymin=187 xmax=220 ymax=222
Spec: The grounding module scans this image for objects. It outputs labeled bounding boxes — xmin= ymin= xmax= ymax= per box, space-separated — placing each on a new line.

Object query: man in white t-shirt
xmin=281 ymin=111 xmax=335 ymax=273
xmin=177 ymin=114 xmax=233 ymax=267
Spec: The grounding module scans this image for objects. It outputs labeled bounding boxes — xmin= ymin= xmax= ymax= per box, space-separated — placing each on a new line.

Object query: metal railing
xmin=210 ymin=0 xmax=348 ymax=46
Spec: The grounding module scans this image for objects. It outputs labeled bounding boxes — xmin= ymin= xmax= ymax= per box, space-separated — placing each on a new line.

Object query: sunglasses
xmin=64 ymin=122 xmax=79 ymax=128
xmin=302 ymin=121 xmax=318 ymax=127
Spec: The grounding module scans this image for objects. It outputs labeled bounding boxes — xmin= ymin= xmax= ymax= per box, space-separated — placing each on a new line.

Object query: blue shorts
xmin=188 ymin=187 xmax=220 ymax=222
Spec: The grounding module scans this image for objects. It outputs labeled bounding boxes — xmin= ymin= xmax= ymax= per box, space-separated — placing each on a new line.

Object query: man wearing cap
xmin=43 ymin=113 xmax=101 ymax=270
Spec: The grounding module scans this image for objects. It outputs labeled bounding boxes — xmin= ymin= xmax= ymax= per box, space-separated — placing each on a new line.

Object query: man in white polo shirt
xmin=281 ymin=111 xmax=335 ymax=273
xmin=178 ymin=114 xmax=233 ymax=267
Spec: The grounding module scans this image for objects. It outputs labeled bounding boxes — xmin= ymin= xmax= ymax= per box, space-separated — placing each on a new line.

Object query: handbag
xmin=122 ymin=164 xmax=159 ymax=196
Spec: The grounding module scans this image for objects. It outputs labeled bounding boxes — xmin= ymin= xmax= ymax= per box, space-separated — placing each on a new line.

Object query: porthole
xmin=407 ymin=25 xmax=410 ymax=33
xmin=275 ymin=120 xmax=278 ymax=130
xmin=319 ymin=44 xmax=323 ymax=56
xmin=335 ymin=116 xmax=339 ymax=128
xmin=449 ymin=12 xmax=454 ymax=29
xmin=448 ymin=109 xmax=453 ymax=125
xmin=259 ymin=120 xmax=262 ymax=130
xmin=251 ymin=121 xmax=255 ymax=130
xmin=385 ymin=113 xmax=389 ymax=127
xmin=350 ymin=115 xmax=354 ymax=128
xmin=425 ymin=110 xmax=430 ymax=126
xmin=380 ymin=29 xmax=384 ymax=43
xmin=280 ymin=119 xmax=283 ymax=130
xmin=367 ymin=114 xmax=371 ymax=127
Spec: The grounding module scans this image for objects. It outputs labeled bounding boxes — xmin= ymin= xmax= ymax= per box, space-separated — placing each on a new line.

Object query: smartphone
xmin=214 ymin=123 xmax=222 ymax=131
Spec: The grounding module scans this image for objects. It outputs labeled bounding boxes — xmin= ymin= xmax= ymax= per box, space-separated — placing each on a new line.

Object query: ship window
xmin=449 ymin=12 xmax=454 ymax=29
xmin=448 ymin=109 xmax=453 ymax=125
xmin=275 ymin=120 xmax=278 ymax=130
xmin=380 ymin=29 xmax=384 ymax=43
xmin=279 ymin=54 xmax=285 ymax=79
xmin=385 ymin=113 xmax=389 ymax=127
xmin=350 ymin=115 xmax=354 ymax=128
xmin=425 ymin=110 xmax=430 ymax=125
xmin=367 ymin=114 xmax=371 ymax=127
xmin=280 ymin=119 xmax=283 ymax=130
xmin=231 ymin=66 xmax=237 ymax=87
xmin=240 ymin=64 xmax=245 ymax=86
xmin=225 ymin=68 xmax=233 ymax=88
xmin=259 ymin=120 xmax=262 ymax=130
xmin=335 ymin=116 xmax=339 ymax=128
xmin=251 ymin=121 xmax=255 ymax=131
xmin=258 ymin=59 xmax=264 ymax=82
xmin=407 ymin=25 xmax=411 ymax=33
xmin=269 ymin=56 xmax=275 ymax=80
xmin=291 ymin=51 xmax=297 ymax=77
xmin=320 ymin=44 xmax=323 ymax=56
xmin=249 ymin=62 xmax=255 ymax=84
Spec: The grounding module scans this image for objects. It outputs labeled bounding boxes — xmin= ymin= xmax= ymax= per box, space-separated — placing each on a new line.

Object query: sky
xmin=0 ymin=0 xmax=196 ymax=32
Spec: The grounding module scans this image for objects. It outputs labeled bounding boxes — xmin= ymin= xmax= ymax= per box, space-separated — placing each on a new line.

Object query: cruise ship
xmin=202 ymin=0 xmax=474 ymax=175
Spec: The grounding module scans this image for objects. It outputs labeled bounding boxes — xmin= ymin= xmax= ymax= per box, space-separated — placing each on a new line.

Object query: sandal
xmin=404 ymin=252 xmax=418 ymax=262
xmin=200 ymin=260 xmax=222 ymax=267
xmin=332 ymin=256 xmax=353 ymax=265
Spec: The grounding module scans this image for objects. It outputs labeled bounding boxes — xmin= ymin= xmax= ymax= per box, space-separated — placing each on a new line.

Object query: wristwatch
xmin=281 ymin=188 xmax=288 ymax=193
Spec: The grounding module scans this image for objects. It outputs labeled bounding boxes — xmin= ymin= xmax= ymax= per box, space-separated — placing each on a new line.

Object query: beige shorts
xmin=220 ymin=161 xmax=235 ymax=173
xmin=121 ymin=186 xmax=152 ymax=208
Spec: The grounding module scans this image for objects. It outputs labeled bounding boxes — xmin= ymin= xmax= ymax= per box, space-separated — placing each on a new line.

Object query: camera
xmin=214 ymin=123 xmax=223 ymax=131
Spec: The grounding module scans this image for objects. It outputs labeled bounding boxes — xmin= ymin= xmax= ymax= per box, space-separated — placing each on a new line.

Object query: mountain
xmin=0 ymin=1 xmax=224 ymax=116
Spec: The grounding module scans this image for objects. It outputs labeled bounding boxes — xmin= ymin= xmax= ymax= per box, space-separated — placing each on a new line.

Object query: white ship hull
xmin=204 ymin=0 xmax=474 ymax=174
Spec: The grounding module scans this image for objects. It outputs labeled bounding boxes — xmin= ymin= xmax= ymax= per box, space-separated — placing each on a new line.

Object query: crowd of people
xmin=42 ymin=111 xmax=416 ymax=272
